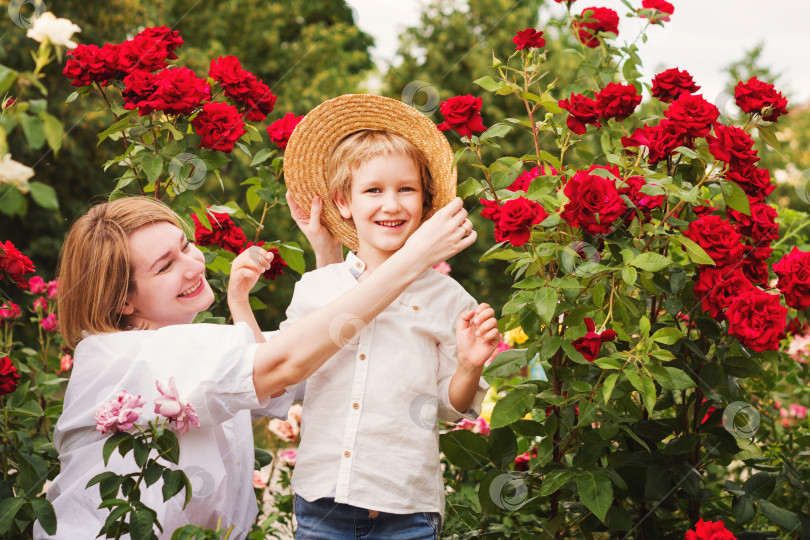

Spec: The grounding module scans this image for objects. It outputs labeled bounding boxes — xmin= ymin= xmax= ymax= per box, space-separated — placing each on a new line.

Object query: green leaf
xmin=21 ymin=114 xmax=46 ymax=149
xmin=98 ymin=113 xmax=134 ymax=142
xmin=648 ymin=366 xmax=695 ymax=391
xmin=141 ymin=154 xmax=163 ymax=184
xmin=674 ymin=235 xmax=715 ymax=266
xmin=0 ymin=497 xmax=25 ymax=533
xmin=483 ymin=348 xmax=526 ymax=378
xmin=540 ymin=92 xmax=563 ymax=114
xmin=651 ymin=327 xmax=682 ymax=345
xmin=39 ymin=112 xmax=64 ymax=155
xmin=602 ymin=372 xmax=619 ymax=403
xmin=28 ymin=182 xmax=59 ymax=210
xmin=250 ymin=148 xmax=274 ymax=167
xmin=489 ymin=426 xmax=518 ymax=469
xmin=621 ymin=266 xmax=637 ymax=286
xmin=721 ymin=180 xmax=750 ymax=215
xmin=540 ymin=469 xmax=574 ymax=496
xmin=130 ymin=507 xmax=156 ymax=539
xmin=0 ymin=66 xmax=18 ymax=96
xmin=103 ymin=432 xmax=131 ymax=466
xmin=758 ymin=499 xmax=800 ymax=531
xmin=491 ymin=387 xmax=535 ymax=428
xmin=456 ymin=177 xmax=481 ymax=199
xmin=30 ymin=498 xmax=57 ymax=534
xmin=534 ymin=287 xmax=557 ymax=325
xmin=277 ymin=242 xmax=305 ymax=274
xmin=743 ymin=472 xmax=775 ymax=499
xmin=474 ymin=75 xmax=503 ymax=92
xmin=439 ymin=430 xmax=490 ymax=469
xmin=629 ymin=252 xmax=671 ymax=272
xmin=757 ymin=125 xmax=781 ymax=150
xmin=733 ymin=495 xmax=756 ymax=525
xmin=480 ymin=123 xmax=512 ymax=142
xmin=162 ymin=469 xmax=186 ymax=502
xmin=576 ymin=472 xmax=612 ymax=522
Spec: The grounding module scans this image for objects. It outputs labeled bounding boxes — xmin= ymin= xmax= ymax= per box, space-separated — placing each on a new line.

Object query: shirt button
xmin=412 ymin=305 xmax=420 ymax=311
xmin=359 ymin=353 xmax=366 ymax=361
xmin=355 ymin=262 xmax=362 ymax=269
xmin=352 ymin=402 xmax=359 ymax=409
xmin=344 ymin=450 xmax=351 ymax=458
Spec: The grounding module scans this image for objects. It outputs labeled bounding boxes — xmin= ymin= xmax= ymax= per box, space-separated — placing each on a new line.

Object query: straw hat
xmin=283 ymin=94 xmax=457 ymax=250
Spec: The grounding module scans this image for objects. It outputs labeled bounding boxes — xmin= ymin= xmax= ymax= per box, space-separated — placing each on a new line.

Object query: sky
xmin=348 ymin=0 xmax=810 ymax=107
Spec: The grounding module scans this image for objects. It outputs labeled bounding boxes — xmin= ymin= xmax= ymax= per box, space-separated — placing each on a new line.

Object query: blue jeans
xmin=294 ymin=494 xmax=441 ymax=540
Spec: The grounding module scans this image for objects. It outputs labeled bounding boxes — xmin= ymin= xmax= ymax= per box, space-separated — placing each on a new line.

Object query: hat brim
xmin=283 ymin=94 xmax=457 ymax=251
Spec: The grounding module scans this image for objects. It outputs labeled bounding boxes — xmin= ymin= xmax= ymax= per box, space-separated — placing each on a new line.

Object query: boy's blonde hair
xmin=57 ymin=197 xmax=185 ymax=349
xmin=326 ymin=130 xmax=435 ymax=217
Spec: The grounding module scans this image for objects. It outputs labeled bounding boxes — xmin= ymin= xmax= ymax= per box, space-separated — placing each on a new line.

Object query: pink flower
xmin=29 ymin=276 xmax=46 ymax=294
xmin=40 ymin=313 xmax=58 ymax=332
xmin=788 ymin=333 xmax=810 ymax=363
xmin=455 ymin=417 xmax=491 ymax=436
xmin=253 ymin=470 xmax=267 ymax=489
xmin=433 ymin=262 xmax=451 ymax=275
xmin=33 ymin=297 xmax=47 ymax=312
xmin=268 ymin=417 xmax=299 ymax=441
xmin=95 ymin=391 xmax=146 ymax=434
xmin=0 ymin=301 xmax=21 ymax=320
xmin=59 ymin=354 xmax=73 ymax=372
xmin=287 ymin=403 xmax=303 ymax=425
xmin=790 ymin=404 xmax=808 ymax=420
xmin=46 ymin=280 xmax=58 ymax=299
xmin=280 ymin=449 xmax=297 ymax=466
xmin=154 ymin=377 xmax=200 ymax=434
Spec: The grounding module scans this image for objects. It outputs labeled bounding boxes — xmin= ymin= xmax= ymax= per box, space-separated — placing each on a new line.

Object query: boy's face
xmin=335 ymin=153 xmax=424 ymax=266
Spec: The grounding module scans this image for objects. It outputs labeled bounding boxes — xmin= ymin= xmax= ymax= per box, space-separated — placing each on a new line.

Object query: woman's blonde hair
xmin=57 ymin=197 xmax=184 ymax=349
xmin=326 ymin=130 xmax=435 ymax=217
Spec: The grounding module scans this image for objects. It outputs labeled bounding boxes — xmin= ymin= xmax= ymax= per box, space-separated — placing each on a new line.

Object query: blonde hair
xmin=56 ymin=197 xmax=184 ymax=349
xmin=326 ymin=130 xmax=435 ymax=217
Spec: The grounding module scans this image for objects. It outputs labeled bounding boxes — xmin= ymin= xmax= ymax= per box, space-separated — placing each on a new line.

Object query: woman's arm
xmin=252 ymin=198 xmax=476 ymax=400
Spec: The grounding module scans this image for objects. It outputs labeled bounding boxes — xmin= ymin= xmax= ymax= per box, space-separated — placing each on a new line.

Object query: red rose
xmin=513 ymin=28 xmax=545 ymax=50
xmin=639 ymin=0 xmax=674 ymax=22
xmin=726 ymin=289 xmax=787 ymax=352
xmin=684 ymin=215 xmax=745 ymax=267
xmin=116 ymin=35 xmax=172 ymax=74
xmin=0 ymin=241 xmax=35 ymax=289
xmin=193 ymin=211 xmax=247 ymax=254
xmin=728 ymin=198 xmax=779 ymax=243
xmin=497 ymin=197 xmax=547 ymax=246
xmin=437 ymin=95 xmax=486 ymax=138
xmin=514 ymin=446 xmax=537 ymax=472
xmin=735 ymin=77 xmax=788 ymax=122
xmin=774 ymin=247 xmax=810 ymax=309
xmin=741 ymin=244 xmax=772 ymax=285
xmin=693 ymin=267 xmax=754 ymax=320
xmin=62 ymin=44 xmax=118 ymax=87
xmin=573 ymin=318 xmax=617 ymax=361
xmin=479 ymin=199 xmax=503 ymax=242
xmin=664 ymin=94 xmax=720 ymax=140
xmin=191 ymin=102 xmax=247 ymax=154
xmin=685 ymin=518 xmax=737 ymax=540
xmin=621 ymin=120 xmax=683 ymax=165
xmin=726 ymin=163 xmax=774 ymax=202
xmin=651 ymin=68 xmax=700 ymax=103
xmin=561 ymin=169 xmax=625 ymax=235
xmin=707 ymin=124 xmax=758 ymax=167
xmin=595 ymin=82 xmax=641 ymax=121
xmin=209 ymin=56 xmax=255 ymax=102
xmin=0 ymin=301 xmax=21 ymax=320
xmin=135 ymin=26 xmax=184 ymax=60
xmin=122 ymin=71 xmax=158 ymax=114
xmin=508 ymin=166 xmax=558 ymax=192
xmin=267 ymin=113 xmax=304 ymax=150
xmin=244 ymin=242 xmax=288 ymax=280
xmin=141 ymin=67 xmax=211 ymax=116
xmin=559 ymin=93 xmax=601 ymax=135
xmin=243 ymin=79 xmax=277 ymax=122
xmin=619 ymin=175 xmax=663 ymax=222
xmin=0 ymin=356 xmax=20 ymax=396
xmin=574 ymin=7 xmax=619 ymax=48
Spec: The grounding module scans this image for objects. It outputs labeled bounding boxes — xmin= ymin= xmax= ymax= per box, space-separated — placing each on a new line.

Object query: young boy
xmin=282 ymin=94 xmax=499 ymax=539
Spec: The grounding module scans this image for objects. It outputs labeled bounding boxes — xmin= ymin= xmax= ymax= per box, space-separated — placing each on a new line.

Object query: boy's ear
xmin=121 ymin=296 xmax=135 ymax=316
xmin=333 ymin=193 xmax=353 ymax=220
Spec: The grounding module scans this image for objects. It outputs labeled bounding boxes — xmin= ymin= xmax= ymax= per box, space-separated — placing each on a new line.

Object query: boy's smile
xmin=335 ymin=153 xmax=424 ymax=272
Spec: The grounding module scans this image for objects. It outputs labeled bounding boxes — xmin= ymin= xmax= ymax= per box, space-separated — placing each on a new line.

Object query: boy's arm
xmin=287 ymin=192 xmax=343 ymax=268
xmin=449 ymin=303 xmax=500 ymax=413
xmin=228 ymin=246 xmax=275 ymax=343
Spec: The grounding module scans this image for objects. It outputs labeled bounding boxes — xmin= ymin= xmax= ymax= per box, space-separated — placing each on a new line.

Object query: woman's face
xmin=122 ymin=222 xmax=214 ymax=330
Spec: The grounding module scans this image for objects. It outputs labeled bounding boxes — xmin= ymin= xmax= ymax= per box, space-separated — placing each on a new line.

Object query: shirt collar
xmin=345 ymin=251 xmax=366 ymax=280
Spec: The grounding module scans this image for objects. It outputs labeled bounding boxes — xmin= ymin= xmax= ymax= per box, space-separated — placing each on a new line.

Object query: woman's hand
xmin=228 ymin=246 xmax=273 ymax=305
xmin=287 ymin=192 xmax=343 ymax=268
xmin=400 ymin=198 xmax=476 ymax=269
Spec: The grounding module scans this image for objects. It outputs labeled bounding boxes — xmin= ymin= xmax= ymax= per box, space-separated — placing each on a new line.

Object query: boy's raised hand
xmin=287 ymin=192 xmax=343 ymax=267
xmin=456 ymin=303 xmax=500 ymax=370
xmin=228 ymin=246 xmax=274 ymax=303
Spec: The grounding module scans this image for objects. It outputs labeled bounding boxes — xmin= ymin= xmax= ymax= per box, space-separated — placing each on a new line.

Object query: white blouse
xmin=282 ymin=253 xmax=488 ymax=516
xmin=34 ymin=323 xmax=294 ymax=539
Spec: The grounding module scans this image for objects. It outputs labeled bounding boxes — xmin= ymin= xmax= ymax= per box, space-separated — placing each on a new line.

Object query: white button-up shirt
xmin=35 ymin=323 xmax=294 ymax=539
xmin=282 ymin=253 xmax=488 ymax=515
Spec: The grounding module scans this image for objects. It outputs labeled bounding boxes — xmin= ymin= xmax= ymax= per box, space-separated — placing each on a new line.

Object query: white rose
xmin=0 ymin=154 xmax=35 ymax=193
xmin=26 ymin=12 xmax=82 ymax=49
